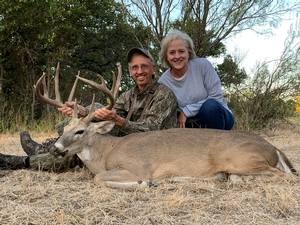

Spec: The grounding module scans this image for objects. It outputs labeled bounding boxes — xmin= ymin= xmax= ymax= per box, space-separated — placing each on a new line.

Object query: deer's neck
xmin=76 ymin=135 xmax=115 ymax=175
xmin=77 ymin=148 xmax=91 ymax=161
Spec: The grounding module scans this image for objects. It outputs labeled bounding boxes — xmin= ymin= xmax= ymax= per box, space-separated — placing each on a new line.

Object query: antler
xmin=111 ymin=62 xmax=122 ymax=100
xmin=35 ymin=62 xmax=122 ymax=124
xmin=76 ymin=62 xmax=122 ymax=110
xmin=34 ymin=62 xmax=79 ymax=108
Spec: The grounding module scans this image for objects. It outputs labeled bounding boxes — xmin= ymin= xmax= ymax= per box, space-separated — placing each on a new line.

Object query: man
xmin=0 ymin=48 xmax=178 ymax=171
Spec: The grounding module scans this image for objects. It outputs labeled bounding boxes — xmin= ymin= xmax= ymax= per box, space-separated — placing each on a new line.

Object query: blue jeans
xmin=185 ymin=99 xmax=234 ymax=130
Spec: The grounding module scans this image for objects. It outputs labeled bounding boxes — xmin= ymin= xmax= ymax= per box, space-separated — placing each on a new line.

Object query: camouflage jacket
xmin=115 ymin=79 xmax=177 ymax=135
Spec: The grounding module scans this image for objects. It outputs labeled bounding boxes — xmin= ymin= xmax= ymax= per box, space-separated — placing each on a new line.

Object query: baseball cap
xmin=127 ymin=48 xmax=154 ymax=63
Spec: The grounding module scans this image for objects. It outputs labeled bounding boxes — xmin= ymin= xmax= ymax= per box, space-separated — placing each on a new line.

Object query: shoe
xmin=41 ymin=137 xmax=58 ymax=153
xmin=0 ymin=153 xmax=30 ymax=170
xmin=20 ymin=131 xmax=42 ymax=156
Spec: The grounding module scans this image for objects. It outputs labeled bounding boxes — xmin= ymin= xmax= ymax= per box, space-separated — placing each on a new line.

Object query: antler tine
xmin=83 ymin=94 xmax=96 ymax=123
xmin=34 ymin=72 xmax=65 ymax=108
xmin=76 ymin=75 xmax=114 ymax=110
xmin=34 ymin=62 xmax=81 ymax=109
xmin=68 ymin=71 xmax=80 ymax=102
xmin=111 ymin=71 xmax=116 ymax=96
xmin=111 ymin=62 xmax=122 ymax=100
xmin=54 ymin=62 xmax=61 ymax=103
xmin=73 ymin=99 xmax=78 ymax=118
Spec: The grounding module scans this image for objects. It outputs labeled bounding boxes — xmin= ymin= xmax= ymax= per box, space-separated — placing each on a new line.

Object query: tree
xmin=227 ymin=23 xmax=300 ymax=130
xmin=216 ymin=55 xmax=247 ymax=89
xmin=121 ymin=0 xmax=300 ymax=58
xmin=0 ymin=0 xmax=149 ymax=131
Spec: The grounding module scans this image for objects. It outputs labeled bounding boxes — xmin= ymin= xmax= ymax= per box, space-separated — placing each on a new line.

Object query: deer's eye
xmin=75 ymin=130 xmax=84 ymax=135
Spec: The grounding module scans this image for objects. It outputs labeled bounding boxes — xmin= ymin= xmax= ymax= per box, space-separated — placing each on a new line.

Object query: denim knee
xmin=198 ymin=99 xmax=234 ymax=130
xmin=199 ymin=99 xmax=220 ymax=115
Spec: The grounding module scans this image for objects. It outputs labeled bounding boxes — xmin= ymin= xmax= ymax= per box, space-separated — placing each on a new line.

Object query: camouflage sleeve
xmin=113 ymin=92 xmax=130 ymax=119
xmin=29 ymin=153 xmax=83 ymax=172
xmin=120 ymin=85 xmax=177 ymax=134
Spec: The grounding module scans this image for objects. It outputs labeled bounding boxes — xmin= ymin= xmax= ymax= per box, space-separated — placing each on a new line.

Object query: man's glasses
xmin=130 ymin=64 xmax=151 ymax=72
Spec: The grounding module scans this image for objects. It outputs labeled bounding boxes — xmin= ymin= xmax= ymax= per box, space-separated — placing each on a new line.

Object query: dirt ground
xmin=0 ymin=127 xmax=300 ymax=225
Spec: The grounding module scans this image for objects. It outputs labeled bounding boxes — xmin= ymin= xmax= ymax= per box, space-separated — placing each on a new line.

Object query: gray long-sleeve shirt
xmin=158 ymin=58 xmax=232 ymax=118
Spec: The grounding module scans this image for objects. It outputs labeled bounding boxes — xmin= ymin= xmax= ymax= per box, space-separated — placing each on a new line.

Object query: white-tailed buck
xmin=35 ymin=63 xmax=297 ymax=187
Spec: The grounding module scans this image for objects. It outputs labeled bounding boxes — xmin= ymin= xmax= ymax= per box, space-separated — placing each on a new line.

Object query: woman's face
xmin=166 ymin=38 xmax=189 ymax=72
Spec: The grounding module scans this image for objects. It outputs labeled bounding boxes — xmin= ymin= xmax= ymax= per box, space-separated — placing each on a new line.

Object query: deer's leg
xmin=93 ymin=168 xmax=152 ymax=187
xmin=255 ymin=167 xmax=297 ymax=182
xmin=229 ymin=167 xmax=296 ymax=183
xmin=101 ymin=181 xmax=154 ymax=189
xmin=226 ymin=153 xmax=294 ymax=182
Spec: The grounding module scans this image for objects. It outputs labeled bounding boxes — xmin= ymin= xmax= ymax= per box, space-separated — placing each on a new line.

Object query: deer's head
xmin=34 ymin=62 xmax=122 ymax=157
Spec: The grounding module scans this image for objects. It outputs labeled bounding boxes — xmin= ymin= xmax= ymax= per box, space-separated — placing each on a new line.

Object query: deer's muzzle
xmin=50 ymin=146 xmax=68 ymax=158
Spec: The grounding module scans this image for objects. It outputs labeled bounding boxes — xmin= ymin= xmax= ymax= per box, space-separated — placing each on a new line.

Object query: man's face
xmin=129 ymin=54 xmax=155 ymax=91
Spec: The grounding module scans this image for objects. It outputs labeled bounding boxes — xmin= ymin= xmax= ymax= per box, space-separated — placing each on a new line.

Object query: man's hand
xmin=95 ymin=108 xmax=124 ymax=127
xmin=94 ymin=108 xmax=117 ymax=120
xmin=58 ymin=102 xmax=86 ymax=117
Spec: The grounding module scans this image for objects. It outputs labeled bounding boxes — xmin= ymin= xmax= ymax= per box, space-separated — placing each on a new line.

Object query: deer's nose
xmin=50 ymin=146 xmax=69 ymax=158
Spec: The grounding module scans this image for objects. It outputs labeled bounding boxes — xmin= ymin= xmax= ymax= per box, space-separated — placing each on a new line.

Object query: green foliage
xmin=0 ymin=0 xmax=151 ymax=132
xmin=228 ymin=90 xmax=296 ymax=130
xmin=227 ymin=61 xmax=300 ymax=130
xmin=0 ymin=100 xmax=57 ymax=133
xmin=216 ymin=55 xmax=247 ymax=88
xmin=226 ymin=24 xmax=300 ymax=130
xmin=171 ymin=18 xmax=226 ymax=57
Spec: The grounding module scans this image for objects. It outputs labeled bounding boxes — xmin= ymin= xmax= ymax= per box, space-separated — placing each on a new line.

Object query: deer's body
xmin=52 ymin=120 xmax=295 ymax=186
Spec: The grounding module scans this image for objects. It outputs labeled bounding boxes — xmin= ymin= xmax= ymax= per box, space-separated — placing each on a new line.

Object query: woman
xmin=158 ymin=29 xmax=234 ymax=130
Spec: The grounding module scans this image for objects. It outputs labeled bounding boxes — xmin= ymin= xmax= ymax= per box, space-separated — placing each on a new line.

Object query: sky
xmin=223 ymin=19 xmax=295 ymax=74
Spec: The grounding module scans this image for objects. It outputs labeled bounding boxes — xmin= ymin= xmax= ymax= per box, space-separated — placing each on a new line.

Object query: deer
xmin=34 ymin=63 xmax=298 ymax=188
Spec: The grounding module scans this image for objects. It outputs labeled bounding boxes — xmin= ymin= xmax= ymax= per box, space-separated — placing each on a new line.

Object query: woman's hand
xmin=178 ymin=111 xmax=187 ymax=128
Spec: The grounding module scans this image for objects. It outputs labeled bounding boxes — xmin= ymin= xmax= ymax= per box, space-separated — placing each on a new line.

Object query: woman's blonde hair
xmin=159 ymin=29 xmax=196 ymax=68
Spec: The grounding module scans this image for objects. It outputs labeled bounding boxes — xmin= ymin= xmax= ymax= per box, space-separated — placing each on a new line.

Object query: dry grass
xmin=0 ymin=128 xmax=300 ymax=225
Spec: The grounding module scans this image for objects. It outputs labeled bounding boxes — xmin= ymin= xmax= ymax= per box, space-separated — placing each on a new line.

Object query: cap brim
xmin=127 ymin=48 xmax=152 ymax=62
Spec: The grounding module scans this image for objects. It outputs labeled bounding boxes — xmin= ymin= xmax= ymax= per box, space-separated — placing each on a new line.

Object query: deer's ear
xmin=93 ymin=121 xmax=115 ymax=134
